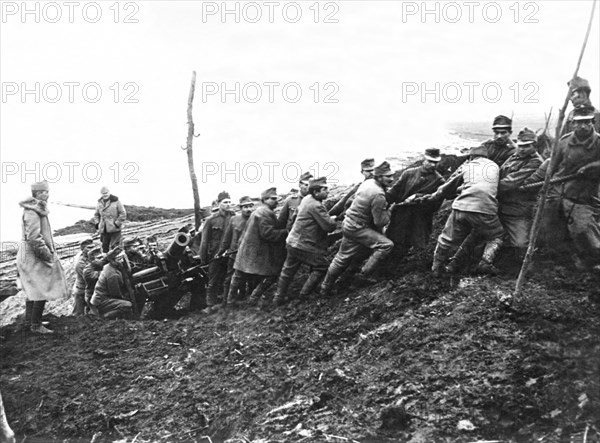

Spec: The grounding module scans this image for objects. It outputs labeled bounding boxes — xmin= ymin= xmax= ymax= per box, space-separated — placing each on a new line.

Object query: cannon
xmin=131 ymin=232 xmax=207 ymax=319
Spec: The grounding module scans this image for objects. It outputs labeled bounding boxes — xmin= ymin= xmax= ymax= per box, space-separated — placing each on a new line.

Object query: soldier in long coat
xmin=385 ymin=148 xmax=445 ymax=271
xmin=17 ymin=181 xmax=69 ymax=334
xmin=228 ymin=187 xmax=288 ymax=307
xmin=277 ymin=172 xmax=313 ymax=230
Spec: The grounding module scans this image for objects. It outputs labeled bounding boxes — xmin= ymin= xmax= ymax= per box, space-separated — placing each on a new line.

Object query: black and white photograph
xmin=1 ymin=1 xmax=600 ymax=441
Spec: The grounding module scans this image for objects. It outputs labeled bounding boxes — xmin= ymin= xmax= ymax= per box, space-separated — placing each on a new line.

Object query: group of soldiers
xmin=17 ymin=76 xmax=600 ymax=331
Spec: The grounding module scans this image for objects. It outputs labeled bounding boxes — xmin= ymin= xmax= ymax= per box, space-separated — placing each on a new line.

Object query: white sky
xmin=1 ymin=0 xmax=599 ymax=241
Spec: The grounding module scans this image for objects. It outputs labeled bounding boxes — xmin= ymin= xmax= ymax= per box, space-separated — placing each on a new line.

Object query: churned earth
xmin=1 ymin=204 xmax=599 ymax=443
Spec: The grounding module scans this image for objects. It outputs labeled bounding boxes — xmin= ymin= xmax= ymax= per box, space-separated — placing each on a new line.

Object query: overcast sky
xmin=1 ymin=0 xmax=599 ymax=240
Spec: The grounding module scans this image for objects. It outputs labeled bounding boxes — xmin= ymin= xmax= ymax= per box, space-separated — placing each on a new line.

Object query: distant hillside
xmin=53 ymin=205 xmax=196 ymax=236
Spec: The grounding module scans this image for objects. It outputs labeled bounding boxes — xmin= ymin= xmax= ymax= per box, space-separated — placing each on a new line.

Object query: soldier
xmin=72 ymin=238 xmax=95 ymax=316
xmin=384 ymin=148 xmax=445 ymax=271
xmin=219 ymin=196 xmax=255 ymax=305
xmin=200 ymin=191 xmax=234 ymax=310
xmin=123 ymin=237 xmax=149 ymax=274
xmin=278 ymin=172 xmax=313 ymax=230
xmin=273 ymin=177 xmax=338 ymax=305
xmin=17 ymin=181 xmax=69 ymax=334
xmin=493 ymin=128 xmax=543 ymax=265
xmin=561 ymin=76 xmax=600 ymax=137
xmin=94 ymin=186 xmax=127 ymax=253
xmin=320 ymin=162 xmax=395 ymax=295
xmin=228 ymin=187 xmax=288 ymax=307
xmin=544 ymin=106 xmax=600 ymax=271
xmin=90 ymin=252 xmax=134 ymax=319
xmin=424 ymin=146 xmax=504 ymax=276
xmin=479 ymin=115 xmax=516 ymax=167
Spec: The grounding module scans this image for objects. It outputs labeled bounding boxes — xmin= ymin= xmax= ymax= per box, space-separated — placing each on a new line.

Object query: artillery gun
xmin=130 ymin=231 xmax=207 ymax=319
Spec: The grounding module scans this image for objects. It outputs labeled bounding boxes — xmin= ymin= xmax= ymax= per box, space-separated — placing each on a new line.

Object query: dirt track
xmin=1 ymin=206 xmax=599 ymax=443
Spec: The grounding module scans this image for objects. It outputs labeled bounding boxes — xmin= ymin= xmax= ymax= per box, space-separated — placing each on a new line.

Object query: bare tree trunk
xmin=184 ymin=71 xmax=202 ymax=230
xmin=514 ymin=0 xmax=597 ymax=298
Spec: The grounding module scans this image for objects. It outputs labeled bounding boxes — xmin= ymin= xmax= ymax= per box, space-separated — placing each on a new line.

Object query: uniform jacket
xmin=219 ymin=213 xmax=250 ymax=256
xmin=16 ymin=198 xmax=69 ymax=302
xmin=438 ymin=158 xmax=500 ymax=215
xmin=234 ymin=204 xmax=287 ymax=276
xmin=277 ymin=194 xmax=303 ymax=231
xmin=386 ymin=166 xmax=445 ymax=247
xmin=549 ymin=131 xmax=600 ymax=205
xmin=94 ymin=195 xmax=126 ymax=233
xmin=344 ymin=179 xmax=390 ymax=231
xmin=91 ymin=261 xmax=128 ymax=305
xmin=73 ymin=253 xmax=89 ymax=291
xmin=498 ymin=150 xmax=543 ymax=216
xmin=84 ymin=258 xmax=108 ymax=300
xmin=286 ymin=194 xmax=337 ymax=255
xmin=199 ymin=211 xmax=232 ymax=264
xmin=481 ymin=139 xmax=516 ymax=167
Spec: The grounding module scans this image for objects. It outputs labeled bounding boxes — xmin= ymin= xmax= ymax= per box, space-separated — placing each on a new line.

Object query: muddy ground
xmin=1 ymin=205 xmax=599 ymax=443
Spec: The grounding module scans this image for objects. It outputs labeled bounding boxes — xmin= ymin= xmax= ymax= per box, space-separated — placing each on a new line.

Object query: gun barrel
xmin=165 ymin=232 xmax=191 ymax=259
xmin=132 ymin=266 xmax=161 ymax=280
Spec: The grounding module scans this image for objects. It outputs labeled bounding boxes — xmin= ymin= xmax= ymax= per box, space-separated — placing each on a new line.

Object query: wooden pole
xmin=514 ymin=0 xmax=597 ymax=297
xmin=184 ymin=71 xmax=202 ymax=231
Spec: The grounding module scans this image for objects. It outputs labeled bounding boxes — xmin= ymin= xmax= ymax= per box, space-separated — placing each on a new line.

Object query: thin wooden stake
xmin=515 ymin=0 xmax=598 ymax=298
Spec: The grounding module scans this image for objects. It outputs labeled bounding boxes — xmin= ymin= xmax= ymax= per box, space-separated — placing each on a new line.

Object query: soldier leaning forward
xmin=228 ymin=187 xmax=288 ymax=307
xmin=320 ymin=162 xmax=395 ymax=295
xmin=273 ymin=177 xmax=337 ymax=305
xmin=200 ymin=191 xmax=233 ymax=308
xmin=219 ymin=196 xmax=255 ymax=304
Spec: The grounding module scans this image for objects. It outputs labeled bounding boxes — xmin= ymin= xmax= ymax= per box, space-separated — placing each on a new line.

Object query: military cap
xmin=146 ymin=234 xmax=157 ymax=242
xmin=239 ymin=196 xmax=253 ymax=206
xmin=568 ymin=76 xmax=591 ymax=94
xmin=469 ymin=145 xmax=489 ymax=157
xmin=516 ymin=128 xmax=537 ymax=145
xmin=361 ymin=158 xmax=375 ymax=170
xmin=424 ymin=148 xmax=442 ymax=162
xmin=299 ymin=172 xmax=313 ymax=183
xmin=261 ymin=187 xmax=278 ymax=200
xmin=572 ymin=105 xmax=596 ymax=121
xmin=31 ymin=181 xmax=49 ymax=192
xmin=308 ymin=177 xmax=328 ymax=191
xmin=88 ymin=245 xmax=103 ymax=258
xmin=492 ymin=115 xmax=512 ymax=129
xmin=374 ymin=161 xmax=393 ymax=176
xmin=100 ymin=186 xmax=110 ymax=193
xmin=123 ymin=237 xmax=137 ymax=248
xmin=79 ymin=238 xmax=94 ymax=248
xmin=217 ymin=191 xmax=231 ymax=202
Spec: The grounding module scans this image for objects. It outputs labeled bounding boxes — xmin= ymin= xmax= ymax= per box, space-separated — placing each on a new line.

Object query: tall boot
xmin=431 ymin=243 xmax=452 ymax=277
xmin=31 ymin=301 xmax=53 ymax=334
xmin=299 ymin=271 xmax=325 ymax=299
xmin=320 ymin=266 xmax=345 ymax=297
xmin=22 ymin=301 xmax=33 ymax=328
xmin=248 ymin=278 xmax=273 ymax=306
xmin=476 ymin=238 xmax=503 ymax=275
xmin=445 ymin=233 xmax=477 ymax=274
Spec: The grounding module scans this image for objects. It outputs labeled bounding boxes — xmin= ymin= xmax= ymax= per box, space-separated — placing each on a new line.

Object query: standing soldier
xmin=480 ymin=115 xmax=516 ymax=167
xmin=278 ymin=172 xmax=313 ymax=230
xmin=200 ymin=191 xmax=233 ymax=310
xmin=492 ymin=128 xmax=543 ymax=265
xmin=228 ymin=188 xmax=288 ymax=307
xmin=72 ymin=238 xmax=95 ymax=316
xmin=561 ymin=76 xmax=600 ymax=136
xmin=423 ymin=146 xmax=504 ymax=276
xmin=219 ymin=196 xmax=255 ymax=305
xmin=94 ymin=186 xmax=127 ymax=253
xmin=273 ymin=177 xmax=338 ymax=305
xmin=384 ymin=148 xmax=445 ymax=272
xmin=320 ymin=162 xmax=395 ymax=295
xmin=544 ymin=106 xmax=600 ymax=271
xmin=17 ymin=181 xmax=69 ymax=334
